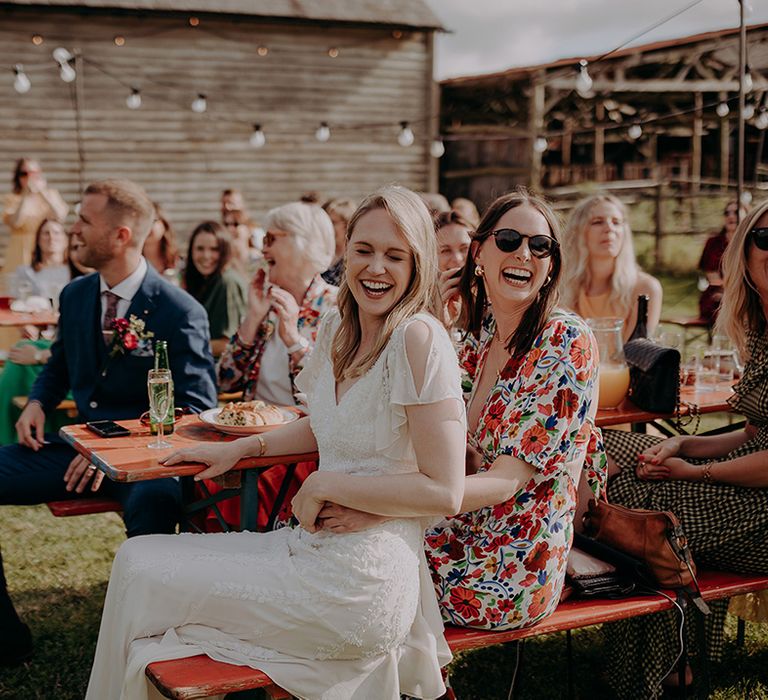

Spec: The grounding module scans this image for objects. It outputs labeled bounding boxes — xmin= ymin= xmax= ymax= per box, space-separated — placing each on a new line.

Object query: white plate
xmin=199 ymin=406 xmax=298 ymax=435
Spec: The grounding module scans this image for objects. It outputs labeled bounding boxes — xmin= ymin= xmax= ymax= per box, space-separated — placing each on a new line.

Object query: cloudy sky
xmin=425 ymin=0 xmax=768 ymax=79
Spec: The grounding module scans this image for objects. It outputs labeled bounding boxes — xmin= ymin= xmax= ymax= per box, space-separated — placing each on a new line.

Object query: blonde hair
xmin=716 ymin=199 xmax=768 ymax=358
xmin=331 ymin=186 xmax=442 ymax=381
xmin=561 ymin=194 xmax=639 ymax=320
xmin=264 ymin=201 xmax=335 ymax=273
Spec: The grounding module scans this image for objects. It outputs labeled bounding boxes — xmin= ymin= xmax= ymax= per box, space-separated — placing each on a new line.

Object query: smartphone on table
xmin=85 ymin=420 xmax=131 ymax=438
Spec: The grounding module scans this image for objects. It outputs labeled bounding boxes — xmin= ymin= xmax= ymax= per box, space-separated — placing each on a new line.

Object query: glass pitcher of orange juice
xmin=587 ymin=318 xmax=630 ymax=409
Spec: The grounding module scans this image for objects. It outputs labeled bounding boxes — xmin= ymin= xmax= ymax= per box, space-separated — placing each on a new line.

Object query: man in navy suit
xmin=0 ymin=179 xmax=217 ymax=665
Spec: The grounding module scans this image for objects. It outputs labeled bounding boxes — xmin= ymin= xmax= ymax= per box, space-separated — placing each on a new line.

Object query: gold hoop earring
xmin=474 ymin=265 xmax=484 ymax=278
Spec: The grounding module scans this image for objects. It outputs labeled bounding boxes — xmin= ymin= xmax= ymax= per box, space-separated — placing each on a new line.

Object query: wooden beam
xmin=546 ymin=78 xmax=763 ymax=93
xmin=562 ymin=118 xmax=573 ymax=167
xmin=720 ymin=90 xmax=730 ymax=190
xmin=529 ymin=73 xmax=545 ymax=190
xmin=594 ymin=102 xmax=605 ymax=168
xmin=692 ymin=92 xmax=703 ymax=193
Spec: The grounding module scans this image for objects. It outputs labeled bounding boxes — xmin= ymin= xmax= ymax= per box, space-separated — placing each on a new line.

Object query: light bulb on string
xmin=743 ymin=102 xmax=756 ymax=120
xmin=52 ymin=47 xmax=72 ymax=64
xmin=741 ymin=190 xmax=753 ymax=206
xmin=191 ymin=94 xmax=207 ymax=113
xmin=53 ymin=47 xmax=76 ymax=83
xmin=628 ymin=123 xmax=643 ymax=140
xmin=743 ymin=66 xmax=754 ymax=93
xmin=397 ymin=121 xmax=414 ymax=147
xmin=13 ymin=65 xmax=31 ymax=94
xmin=250 ymin=124 xmax=266 ymax=148
xmin=59 ymin=63 xmax=76 ymax=83
xmin=31 ymin=34 xmax=43 ymax=46
xmin=716 ymin=102 xmax=730 ymax=118
xmin=755 ymin=111 xmax=768 ymax=130
xmin=315 ymin=122 xmax=331 ymax=142
xmin=430 ymin=139 xmax=445 ymax=158
xmin=126 ymin=88 xmax=141 ymax=109
xmin=533 ymin=136 xmax=548 ymax=153
xmin=257 ymin=45 xmax=268 ymax=57
xmin=575 ymin=59 xmax=593 ymax=98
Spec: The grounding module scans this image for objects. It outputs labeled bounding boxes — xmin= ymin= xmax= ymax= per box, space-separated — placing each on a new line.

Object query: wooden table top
xmin=596 ymin=380 xmax=734 ymax=427
xmin=0 ymin=308 xmax=58 ymax=327
xmin=60 ymin=415 xmax=318 ymax=483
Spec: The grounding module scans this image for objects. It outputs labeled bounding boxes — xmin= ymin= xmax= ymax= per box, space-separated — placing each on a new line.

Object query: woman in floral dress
xmin=423 ymin=190 xmax=606 ymax=629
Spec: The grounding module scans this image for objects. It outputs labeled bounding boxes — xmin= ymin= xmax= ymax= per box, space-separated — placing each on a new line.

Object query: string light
xmin=31 ymin=34 xmax=43 ymax=46
xmin=52 ymin=47 xmax=76 ymax=82
xmin=113 ymin=35 xmax=125 ymax=47
xmin=315 ymin=122 xmax=331 ymax=142
xmin=257 ymin=45 xmax=268 ymax=57
xmin=191 ymin=94 xmax=207 ymax=113
xmin=327 ymin=47 xmax=339 ymax=58
xmin=189 ymin=16 xmax=200 ymax=27
xmin=13 ymin=65 xmax=31 ymax=94
xmin=126 ymin=88 xmax=141 ymax=109
xmin=716 ymin=102 xmax=730 ymax=118
xmin=392 ymin=30 xmax=403 ymax=39
xmin=249 ymin=124 xmax=266 ymax=148
xmin=628 ymin=123 xmax=643 ymax=140
xmin=533 ymin=136 xmax=549 ymax=153
xmin=397 ymin=121 xmax=414 ymax=147
xmin=430 ymin=139 xmax=445 ymax=158
xmin=756 ymin=111 xmax=768 ymax=130
xmin=575 ymin=59 xmax=593 ymax=98
xmin=743 ymin=102 xmax=755 ymax=120
xmin=743 ymin=66 xmax=754 ymax=93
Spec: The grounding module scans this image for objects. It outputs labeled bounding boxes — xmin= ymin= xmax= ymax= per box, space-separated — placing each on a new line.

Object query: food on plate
xmin=216 ymin=400 xmax=285 ymax=427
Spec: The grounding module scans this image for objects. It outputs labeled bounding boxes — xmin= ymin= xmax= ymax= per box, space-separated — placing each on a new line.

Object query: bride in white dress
xmin=85 ymin=186 xmax=467 ymax=700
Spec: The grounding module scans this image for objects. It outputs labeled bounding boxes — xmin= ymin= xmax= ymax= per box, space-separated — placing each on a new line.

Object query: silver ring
xmin=87 ymin=464 xmax=97 ymax=472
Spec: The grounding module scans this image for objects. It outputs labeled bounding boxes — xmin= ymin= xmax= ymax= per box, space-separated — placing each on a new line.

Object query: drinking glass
xmin=695 ymin=347 xmax=719 ymax=391
xmin=147 ymin=369 xmax=173 ymax=449
xmin=587 ymin=318 xmax=629 ymax=409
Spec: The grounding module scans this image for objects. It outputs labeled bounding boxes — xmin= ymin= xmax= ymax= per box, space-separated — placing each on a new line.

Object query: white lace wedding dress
xmin=85 ymin=311 xmax=464 ymax=700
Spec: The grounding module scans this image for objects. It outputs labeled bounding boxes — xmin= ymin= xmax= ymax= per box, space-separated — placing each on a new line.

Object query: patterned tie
xmin=102 ymin=291 xmax=121 ymax=342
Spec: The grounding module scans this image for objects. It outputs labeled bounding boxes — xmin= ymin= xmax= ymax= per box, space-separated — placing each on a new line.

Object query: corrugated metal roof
xmin=442 ymin=21 xmax=768 ymax=86
xmin=0 ymin=0 xmax=444 ymax=29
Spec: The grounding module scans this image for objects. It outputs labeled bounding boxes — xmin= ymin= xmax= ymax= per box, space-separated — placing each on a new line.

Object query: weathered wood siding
xmin=0 ymin=7 xmax=434 ymax=245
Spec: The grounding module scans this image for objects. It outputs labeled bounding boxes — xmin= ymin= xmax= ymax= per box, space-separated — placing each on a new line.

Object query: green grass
xmin=0 ymin=260 xmax=763 ymax=700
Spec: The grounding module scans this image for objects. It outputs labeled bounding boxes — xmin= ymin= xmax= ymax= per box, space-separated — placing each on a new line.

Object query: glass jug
xmin=587 ymin=318 xmax=630 ymax=410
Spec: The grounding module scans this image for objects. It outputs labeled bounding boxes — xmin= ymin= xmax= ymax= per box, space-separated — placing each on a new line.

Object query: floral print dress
xmin=424 ymin=310 xmax=607 ymax=630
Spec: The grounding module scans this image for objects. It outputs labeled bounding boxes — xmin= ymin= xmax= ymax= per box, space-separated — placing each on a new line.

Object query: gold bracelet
xmin=255 ymin=434 xmax=267 ymax=457
xmin=701 ymin=461 xmax=714 ymax=483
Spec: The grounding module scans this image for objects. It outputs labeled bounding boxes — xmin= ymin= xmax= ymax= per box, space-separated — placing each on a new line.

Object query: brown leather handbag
xmin=583 ymin=498 xmax=699 ymax=590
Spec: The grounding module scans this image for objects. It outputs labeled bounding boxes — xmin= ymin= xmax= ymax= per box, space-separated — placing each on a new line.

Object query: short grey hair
xmin=264 ymin=201 xmax=335 ymax=273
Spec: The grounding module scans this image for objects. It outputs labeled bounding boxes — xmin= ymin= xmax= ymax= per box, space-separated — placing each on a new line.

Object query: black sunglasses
xmin=484 ymin=228 xmax=558 ymax=258
xmin=750 ymin=227 xmax=768 ymax=251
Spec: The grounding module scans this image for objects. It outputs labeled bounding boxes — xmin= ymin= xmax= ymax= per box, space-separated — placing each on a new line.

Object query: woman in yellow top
xmin=2 ymin=158 xmax=68 ymax=271
xmin=561 ymin=194 xmax=662 ymax=341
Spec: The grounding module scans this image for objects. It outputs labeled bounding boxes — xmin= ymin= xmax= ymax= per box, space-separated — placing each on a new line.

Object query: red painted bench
xmin=46 ymin=497 xmax=121 ymax=517
xmin=145 ymin=570 xmax=768 ymax=700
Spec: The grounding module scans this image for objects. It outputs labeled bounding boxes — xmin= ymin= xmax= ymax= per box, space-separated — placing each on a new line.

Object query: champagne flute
xmin=147 ymin=369 xmax=173 ymax=449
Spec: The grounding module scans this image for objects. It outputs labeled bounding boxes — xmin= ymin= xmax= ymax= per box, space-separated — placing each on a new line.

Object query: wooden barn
xmin=0 ymin=0 xmax=442 ymax=240
xmin=439 ymin=23 xmax=768 ymax=210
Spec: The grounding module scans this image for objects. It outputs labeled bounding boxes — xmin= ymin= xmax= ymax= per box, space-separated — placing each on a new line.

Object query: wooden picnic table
xmin=0 ymin=308 xmax=58 ymax=327
xmin=59 ymin=415 xmax=318 ymax=532
xmin=596 ymin=380 xmax=734 ymax=428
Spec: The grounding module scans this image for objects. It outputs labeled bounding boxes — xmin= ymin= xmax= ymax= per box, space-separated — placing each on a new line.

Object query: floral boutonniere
xmin=109 ymin=315 xmax=154 ymax=358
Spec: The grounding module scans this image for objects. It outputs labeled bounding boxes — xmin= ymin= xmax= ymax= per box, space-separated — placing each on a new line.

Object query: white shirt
xmin=255 ymin=317 xmax=294 ymax=406
xmin=99 ymin=257 xmax=148 ymax=327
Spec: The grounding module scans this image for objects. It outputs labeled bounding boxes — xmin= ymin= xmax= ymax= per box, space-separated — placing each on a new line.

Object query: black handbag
xmin=623 ymin=338 xmax=680 ymax=413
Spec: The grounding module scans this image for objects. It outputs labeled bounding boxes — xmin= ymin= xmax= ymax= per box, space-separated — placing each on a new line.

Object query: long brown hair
xmin=717 ymin=199 xmax=768 ymax=357
xmin=460 ymin=188 xmax=562 ymax=356
xmin=331 ymin=186 xmax=442 ymax=381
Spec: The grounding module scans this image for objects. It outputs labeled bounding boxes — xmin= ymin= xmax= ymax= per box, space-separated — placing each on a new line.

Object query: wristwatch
xmin=286 ymin=337 xmax=309 ymax=355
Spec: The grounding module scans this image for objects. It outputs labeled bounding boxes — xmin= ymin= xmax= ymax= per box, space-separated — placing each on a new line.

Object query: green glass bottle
xmin=151 ymin=340 xmax=175 ymax=435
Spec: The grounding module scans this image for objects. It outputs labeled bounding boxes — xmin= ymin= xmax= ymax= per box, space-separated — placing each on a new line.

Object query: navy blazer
xmin=30 ymin=265 xmax=218 ymax=422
